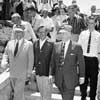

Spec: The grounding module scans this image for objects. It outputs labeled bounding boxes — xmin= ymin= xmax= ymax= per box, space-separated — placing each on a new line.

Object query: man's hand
xmin=79 ymin=77 xmax=85 ymax=85
xmin=48 ymin=75 xmax=54 ymax=84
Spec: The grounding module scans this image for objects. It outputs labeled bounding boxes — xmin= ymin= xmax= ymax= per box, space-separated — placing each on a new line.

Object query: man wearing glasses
xmin=78 ymin=16 xmax=100 ymax=100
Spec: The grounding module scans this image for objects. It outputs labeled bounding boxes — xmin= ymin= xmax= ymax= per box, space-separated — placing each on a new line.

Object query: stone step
xmin=24 ymin=91 xmax=90 ymax=100
xmin=25 ymin=84 xmax=90 ymax=97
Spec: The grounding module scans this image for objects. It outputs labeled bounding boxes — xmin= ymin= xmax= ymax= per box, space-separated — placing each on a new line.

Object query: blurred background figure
xmin=11 ymin=13 xmax=37 ymax=42
xmin=40 ymin=7 xmax=56 ymax=42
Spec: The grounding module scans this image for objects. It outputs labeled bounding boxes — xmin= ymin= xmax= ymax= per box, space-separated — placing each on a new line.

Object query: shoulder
xmin=46 ymin=40 xmax=54 ymax=48
xmin=36 ymin=14 xmax=42 ymax=20
xmin=24 ymin=39 xmax=33 ymax=46
xmin=80 ymin=30 xmax=88 ymax=36
xmin=22 ymin=20 xmax=30 ymax=26
xmin=53 ymin=42 xmax=61 ymax=48
xmin=94 ymin=30 xmax=100 ymax=36
xmin=7 ymin=40 xmax=14 ymax=45
xmin=72 ymin=41 xmax=82 ymax=49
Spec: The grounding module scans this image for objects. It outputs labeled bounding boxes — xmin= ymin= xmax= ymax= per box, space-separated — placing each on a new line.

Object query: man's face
xmin=59 ymin=1 xmax=63 ymax=5
xmin=68 ymin=7 xmax=75 ymax=17
xmin=88 ymin=19 xmax=95 ymax=30
xmin=12 ymin=17 xmax=20 ymax=24
xmin=14 ymin=31 xmax=24 ymax=40
xmin=27 ymin=10 xmax=36 ymax=18
xmin=38 ymin=27 xmax=47 ymax=40
xmin=62 ymin=30 xmax=71 ymax=41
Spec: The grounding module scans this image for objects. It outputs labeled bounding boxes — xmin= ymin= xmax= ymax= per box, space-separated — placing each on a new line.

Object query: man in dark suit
xmin=50 ymin=24 xmax=85 ymax=100
xmin=33 ymin=26 xmax=53 ymax=100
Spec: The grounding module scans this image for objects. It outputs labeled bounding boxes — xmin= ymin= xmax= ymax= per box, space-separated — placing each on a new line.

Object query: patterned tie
xmin=59 ymin=42 xmax=65 ymax=67
xmin=14 ymin=41 xmax=19 ymax=57
xmin=87 ymin=32 xmax=91 ymax=53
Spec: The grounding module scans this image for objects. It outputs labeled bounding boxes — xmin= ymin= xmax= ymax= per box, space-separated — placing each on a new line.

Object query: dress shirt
xmin=12 ymin=20 xmax=37 ymax=42
xmin=78 ymin=29 xmax=100 ymax=57
xmin=15 ymin=38 xmax=23 ymax=50
xmin=64 ymin=40 xmax=70 ymax=58
xmin=39 ymin=38 xmax=47 ymax=50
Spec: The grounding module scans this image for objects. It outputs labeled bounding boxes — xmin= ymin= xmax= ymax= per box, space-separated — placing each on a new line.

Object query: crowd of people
xmin=0 ymin=0 xmax=100 ymax=100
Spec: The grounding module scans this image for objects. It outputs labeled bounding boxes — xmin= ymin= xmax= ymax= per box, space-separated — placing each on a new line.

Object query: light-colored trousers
xmin=9 ymin=77 xmax=25 ymax=100
xmin=36 ymin=75 xmax=52 ymax=100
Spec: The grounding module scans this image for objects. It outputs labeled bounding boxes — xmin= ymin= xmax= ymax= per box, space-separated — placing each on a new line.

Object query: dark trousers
xmin=58 ymin=79 xmax=75 ymax=100
xmin=80 ymin=56 xmax=99 ymax=100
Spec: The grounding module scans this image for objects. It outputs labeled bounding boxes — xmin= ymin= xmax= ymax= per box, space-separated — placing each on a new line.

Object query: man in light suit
xmin=50 ymin=24 xmax=85 ymax=100
xmin=1 ymin=27 xmax=34 ymax=100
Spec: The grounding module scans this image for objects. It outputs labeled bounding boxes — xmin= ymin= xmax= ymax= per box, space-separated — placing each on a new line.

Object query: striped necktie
xmin=59 ymin=42 xmax=65 ymax=67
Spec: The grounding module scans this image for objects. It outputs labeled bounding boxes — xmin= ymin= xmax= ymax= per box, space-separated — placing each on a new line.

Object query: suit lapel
xmin=15 ymin=39 xmax=25 ymax=57
xmin=40 ymin=40 xmax=47 ymax=51
xmin=35 ymin=40 xmax=40 ymax=53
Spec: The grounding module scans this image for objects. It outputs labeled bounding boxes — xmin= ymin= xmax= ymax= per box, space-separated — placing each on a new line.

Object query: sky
xmin=63 ymin=0 xmax=100 ymax=14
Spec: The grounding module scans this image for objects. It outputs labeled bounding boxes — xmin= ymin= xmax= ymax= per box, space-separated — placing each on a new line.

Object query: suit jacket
xmin=34 ymin=40 xmax=53 ymax=76
xmin=51 ymin=40 xmax=85 ymax=89
xmin=1 ymin=39 xmax=34 ymax=79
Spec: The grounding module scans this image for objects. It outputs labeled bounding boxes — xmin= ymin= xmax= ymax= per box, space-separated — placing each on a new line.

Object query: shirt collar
xmin=39 ymin=37 xmax=47 ymax=43
xmin=87 ymin=29 xmax=95 ymax=34
xmin=65 ymin=40 xmax=70 ymax=45
xmin=15 ymin=38 xmax=24 ymax=43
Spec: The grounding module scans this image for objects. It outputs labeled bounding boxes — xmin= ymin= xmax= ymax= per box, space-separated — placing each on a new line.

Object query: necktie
xmin=59 ymin=42 xmax=65 ymax=67
xmin=87 ymin=32 xmax=91 ymax=53
xmin=14 ymin=41 xmax=19 ymax=57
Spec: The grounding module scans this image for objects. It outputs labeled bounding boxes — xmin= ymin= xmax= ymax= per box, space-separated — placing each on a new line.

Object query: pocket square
xmin=70 ymin=53 xmax=75 ymax=55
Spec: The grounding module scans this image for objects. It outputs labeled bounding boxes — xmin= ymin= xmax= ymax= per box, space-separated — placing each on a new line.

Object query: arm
xmin=77 ymin=45 xmax=85 ymax=84
xmin=28 ymin=22 xmax=37 ymax=42
xmin=50 ymin=44 xmax=56 ymax=76
xmin=97 ymin=36 xmax=100 ymax=66
xmin=1 ymin=42 xmax=9 ymax=72
xmin=27 ymin=42 xmax=34 ymax=77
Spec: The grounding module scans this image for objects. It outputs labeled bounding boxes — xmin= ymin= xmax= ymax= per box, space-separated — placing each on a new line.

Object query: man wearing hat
xmin=1 ymin=27 xmax=34 ymax=100
xmin=24 ymin=5 xmax=42 ymax=36
xmin=11 ymin=13 xmax=37 ymax=42
xmin=50 ymin=24 xmax=85 ymax=100
xmin=40 ymin=7 xmax=56 ymax=42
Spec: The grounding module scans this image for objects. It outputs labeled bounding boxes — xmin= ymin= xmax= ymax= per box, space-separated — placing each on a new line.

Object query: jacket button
xmin=39 ymin=62 xmax=41 ymax=64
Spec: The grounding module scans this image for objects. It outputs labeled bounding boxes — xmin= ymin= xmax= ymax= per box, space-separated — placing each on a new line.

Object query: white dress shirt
xmin=39 ymin=38 xmax=47 ymax=50
xmin=78 ymin=29 xmax=100 ymax=57
xmin=64 ymin=40 xmax=70 ymax=58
